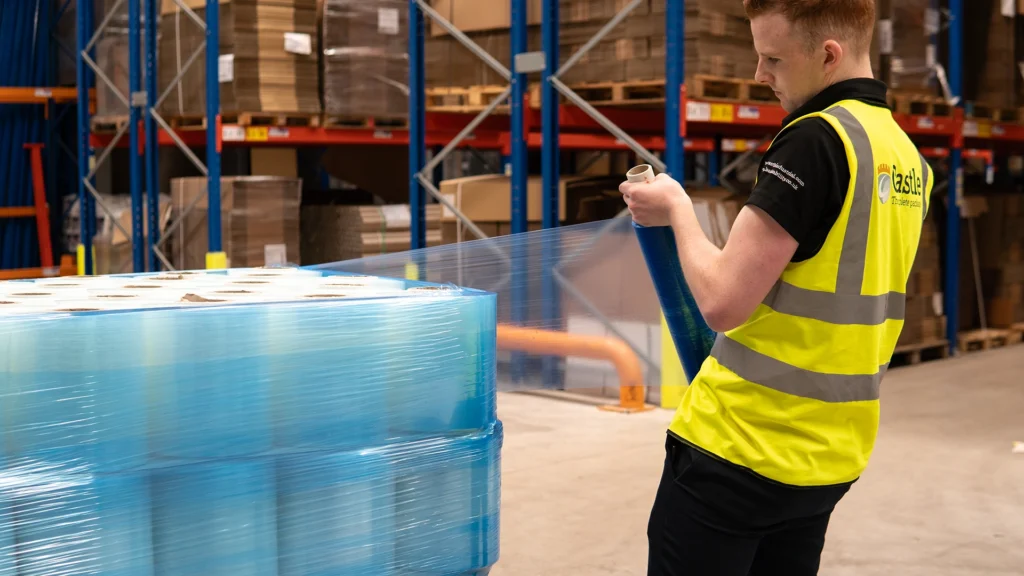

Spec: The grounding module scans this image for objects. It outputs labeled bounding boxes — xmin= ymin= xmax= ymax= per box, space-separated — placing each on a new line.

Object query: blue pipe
xmin=129 ymin=0 xmax=144 ymax=272
xmin=509 ymin=0 xmax=528 ymax=383
xmin=206 ymin=0 xmax=222 ymax=260
xmin=540 ymin=0 xmax=561 ymax=388
xmin=945 ymin=0 xmax=962 ymax=352
xmin=408 ymin=0 xmax=426 ymax=255
xmin=146 ymin=0 xmax=160 ymax=271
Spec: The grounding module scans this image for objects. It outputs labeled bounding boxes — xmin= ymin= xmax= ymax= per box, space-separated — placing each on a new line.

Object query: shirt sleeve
xmin=745 ymin=117 xmax=849 ymax=262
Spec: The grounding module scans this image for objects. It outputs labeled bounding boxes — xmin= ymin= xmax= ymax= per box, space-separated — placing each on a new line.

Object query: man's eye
xmin=767 ymin=57 xmax=780 ymax=64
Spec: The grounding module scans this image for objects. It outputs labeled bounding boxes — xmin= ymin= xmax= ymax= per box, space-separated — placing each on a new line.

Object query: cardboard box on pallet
xmin=322 ymin=0 xmax=409 ymax=120
xmin=301 ymin=204 xmax=443 ymax=263
xmin=158 ymin=0 xmax=321 ymax=118
xmin=169 ymin=176 xmax=302 ymax=270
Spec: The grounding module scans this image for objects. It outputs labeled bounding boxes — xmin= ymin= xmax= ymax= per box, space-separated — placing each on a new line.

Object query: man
xmin=620 ymin=0 xmax=933 ymax=574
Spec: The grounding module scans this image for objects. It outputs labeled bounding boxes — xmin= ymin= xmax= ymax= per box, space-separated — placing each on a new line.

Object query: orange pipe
xmin=496 ymin=324 xmax=651 ymax=412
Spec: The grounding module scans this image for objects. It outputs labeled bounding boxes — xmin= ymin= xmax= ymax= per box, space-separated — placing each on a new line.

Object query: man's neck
xmin=825 ymin=58 xmax=875 ymax=87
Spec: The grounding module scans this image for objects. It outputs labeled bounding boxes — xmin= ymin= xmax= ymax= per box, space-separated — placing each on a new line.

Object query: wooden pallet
xmin=888 ymin=93 xmax=954 ymax=117
xmin=957 ymin=328 xmax=1015 ymax=352
xmin=90 ymin=115 xmax=129 ymax=133
xmin=965 ymin=102 xmax=1022 ymax=123
xmin=168 ymin=112 xmax=321 ymax=130
xmin=569 ymin=79 xmax=667 ymax=106
xmin=688 ymin=75 xmax=777 ymax=103
xmin=322 ymin=115 xmax=408 ymax=129
xmin=424 ymin=84 xmax=541 ymax=113
xmin=891 ymin=339 xmax=950 ymax=367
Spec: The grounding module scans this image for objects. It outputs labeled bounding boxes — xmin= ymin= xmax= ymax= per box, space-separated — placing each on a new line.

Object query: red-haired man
xmin=620 ymin=1 xmax=933 ymax=574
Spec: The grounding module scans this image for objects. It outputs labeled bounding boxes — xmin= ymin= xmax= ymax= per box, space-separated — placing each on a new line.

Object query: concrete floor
xmin=491 ymin=346 xmax=1024 ymax=575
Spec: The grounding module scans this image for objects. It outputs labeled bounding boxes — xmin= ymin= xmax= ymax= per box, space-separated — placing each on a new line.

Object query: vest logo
xmin=877 ymin=162 xmax=923 ymax=208
xmin=876 ymin=163 xmax=892 ymax=204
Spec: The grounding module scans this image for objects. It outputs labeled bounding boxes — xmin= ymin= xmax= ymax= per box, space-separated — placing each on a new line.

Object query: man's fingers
xmin=655 ymin=172 xmax=672 ymax=181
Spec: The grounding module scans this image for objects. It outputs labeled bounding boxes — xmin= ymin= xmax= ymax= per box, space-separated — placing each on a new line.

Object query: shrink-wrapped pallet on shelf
xmin=157 ymin=0 xmax=321 ymax=119
xmin=322 ymin=0 xmax=409 ymax=123
xmin=0 ymin=267 xmax=502 ymax=575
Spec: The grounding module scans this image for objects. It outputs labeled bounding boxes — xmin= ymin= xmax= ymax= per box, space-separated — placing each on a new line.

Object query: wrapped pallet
xmin=322 ymin=0 xmax=409 ymax=122
xmin=169 ymin=176 xmax=302 ymax=270
xmin=977 ymin=194 xmax=1024 ymax=327
xmin=158 ymin=0 xmax=320 ymax=119
xmin=898 ymin=210 xmax=946 ymax=346
xmin=301 ymin=204 xmax=443 ymax=263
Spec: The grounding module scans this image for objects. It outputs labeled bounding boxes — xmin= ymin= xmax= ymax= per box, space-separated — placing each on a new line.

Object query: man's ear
xmin=823 ymin=39 xmax=843 ymax=70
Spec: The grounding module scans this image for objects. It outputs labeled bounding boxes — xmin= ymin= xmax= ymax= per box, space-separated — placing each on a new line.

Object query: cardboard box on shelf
xmin=169 ymin=176 xmax=302 ymax=270
xmin=428 ymin=0 xmax=542 ymax=36
xmin=301 ymin=204 xmax=443 ymax=264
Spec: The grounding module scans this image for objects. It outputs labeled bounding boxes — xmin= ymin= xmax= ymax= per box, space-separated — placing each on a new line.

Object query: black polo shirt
xmin=745 ymin=78 xmax=889 ymax=262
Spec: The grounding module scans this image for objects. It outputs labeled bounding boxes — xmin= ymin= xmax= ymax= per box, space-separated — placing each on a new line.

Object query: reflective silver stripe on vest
xmin=763 ymin=281 xmax=905 ymax=325
xmin=711 ymin=333 xmax=886 ymax=403
xmin=918 ymin=152 xmax=930 ymax=220
xmin=829 ymin=106 xmax=875 ymax=296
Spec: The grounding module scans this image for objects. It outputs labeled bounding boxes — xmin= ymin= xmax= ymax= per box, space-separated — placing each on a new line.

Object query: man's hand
xmin=619 ymin=173 xmax=692 ymax=227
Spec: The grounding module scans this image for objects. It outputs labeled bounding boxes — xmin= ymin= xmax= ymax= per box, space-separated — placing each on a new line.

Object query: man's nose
xmin=754 ymin=63 xmax=770 ymax=85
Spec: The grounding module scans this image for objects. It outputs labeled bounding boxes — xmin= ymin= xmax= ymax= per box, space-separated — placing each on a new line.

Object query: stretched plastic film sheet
xmin=314 ymin=213 xmax=721 ymax=401
xmin=0 ymin=269 xmax=500 ymax=575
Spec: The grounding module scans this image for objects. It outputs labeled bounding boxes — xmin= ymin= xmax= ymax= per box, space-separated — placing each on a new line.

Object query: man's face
xmin=750 ymin=12 xmax=826 ymax=113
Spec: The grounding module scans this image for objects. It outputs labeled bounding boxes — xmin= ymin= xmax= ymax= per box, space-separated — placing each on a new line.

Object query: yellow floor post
xmin=206 ymin=252 xmax=228 ymax=270
xmin=659 ymin=313 xmax=687 ymax=409
xmin=76 ymin=244 xmax=96 ymax=276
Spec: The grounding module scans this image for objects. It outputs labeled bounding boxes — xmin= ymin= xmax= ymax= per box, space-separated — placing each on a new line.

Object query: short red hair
xmin=744 ymin=0 xmax=876 ymax=55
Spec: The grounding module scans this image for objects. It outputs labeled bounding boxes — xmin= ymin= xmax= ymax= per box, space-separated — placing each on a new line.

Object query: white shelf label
xmin=877 ymin=20 xmax=893 ymax=54
xmin=34 ymin=88 xmax=52 ymax=98
xmin=222 ymin=125 xmax=245 ymax=142
xmin=218 ymin=54 xmax=234 ymax=83
xmin=264 ymin=244 xmax=287 ymax=266
xmin=378 ymin=8 xmax=400 ymax=35
xmin=962 ymin=121 xmax=978 ymax=137
xmin=442 ymin=193 xmax=456 ymax=218
xmin=993 ymin=125 xmax=1006 ymax=136
xmin=269 ymin=127 xmax=290 ymax=138
xmin=686 ymin=101 xmax=711 ymax=122
xmin=284 ymin=33 xmax=312 ymax=56
xmin=917 ymin=117 xmax=935 ymax=130
xmin=737 ymin=105 xmax=760 ymax=120
xmin=381 ymin=205 xmax=411 ymax=229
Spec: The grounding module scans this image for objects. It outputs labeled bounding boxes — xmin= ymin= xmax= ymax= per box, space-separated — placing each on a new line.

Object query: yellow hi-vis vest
xmin=668 ymin=99 xmax=934 ymax=487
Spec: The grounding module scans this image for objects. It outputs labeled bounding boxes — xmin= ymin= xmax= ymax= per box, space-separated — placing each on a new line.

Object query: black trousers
xmin=647 ymin=435 xmax=852 ymax=576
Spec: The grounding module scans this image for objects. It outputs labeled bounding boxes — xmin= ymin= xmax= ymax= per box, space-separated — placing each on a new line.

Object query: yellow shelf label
xmin=404 ymin=261 xmax=420 ymax=281
xmin=710 ymin=103 xmax=734 ymax=123
xmin=246 ymin=127 xmax=269 ymax=142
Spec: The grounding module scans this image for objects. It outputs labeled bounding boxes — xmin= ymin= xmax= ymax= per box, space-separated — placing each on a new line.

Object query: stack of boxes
xmin=975 ymin=2 xmax=1018 ymax=110
xmin=900 ymin=211 xmax=946 ymax=346
xmin=887 ymin=0 xmax=935 ymax=92
xmin=424 ymin=0 xmax=756 ymax=89
xmin=169 ymin=176 xmax=303 ymax=269
xmin=158 ymin=0 xmax=321 ymax=118
xmin=321 ymin=0 xmax=410 ymax=121
xmin=300 ymin=204 xmax=444 ymax=263
xmin=978 ymin=194 xmax=1024 ymax=328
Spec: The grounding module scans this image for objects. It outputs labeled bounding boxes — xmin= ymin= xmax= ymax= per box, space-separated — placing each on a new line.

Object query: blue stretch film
xmin=632 ymin=222 xmax=716 ymax=381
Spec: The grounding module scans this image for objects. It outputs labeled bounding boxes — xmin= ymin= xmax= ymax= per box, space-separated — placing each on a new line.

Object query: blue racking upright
xmin=76 ymin=0 xmax=225 ymax=276
xmin=76 ymin=0 xmax=969 ymax=355
xmin=405 ymin=0 xmax=968 ymax=357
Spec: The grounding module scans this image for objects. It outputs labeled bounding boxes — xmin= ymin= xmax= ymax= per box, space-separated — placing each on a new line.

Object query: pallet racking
xmin=80 ymin=0 xmax=974 ymax=356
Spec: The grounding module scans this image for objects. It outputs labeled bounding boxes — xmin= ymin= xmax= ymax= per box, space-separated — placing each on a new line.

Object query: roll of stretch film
xmin=627 ymin=165 xmax=717 ymax=382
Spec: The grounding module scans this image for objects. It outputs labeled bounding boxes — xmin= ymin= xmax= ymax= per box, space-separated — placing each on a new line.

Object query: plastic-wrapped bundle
xmin=0 ymin=268 xmax=501 ymax=575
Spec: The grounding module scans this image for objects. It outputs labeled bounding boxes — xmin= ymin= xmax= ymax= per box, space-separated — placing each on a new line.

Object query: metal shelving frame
xmin=76 ymin=0 xmax=966 ymax=355
xmin=77 ymin=0 xmax=223 ymax=276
